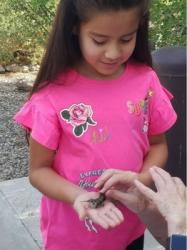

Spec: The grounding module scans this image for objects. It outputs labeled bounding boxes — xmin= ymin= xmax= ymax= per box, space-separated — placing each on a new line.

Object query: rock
xmin=0 ymin=65 xmax=6 ymax=74
xmin=5 ymin=64 xmax=21 ymax=73
xmin=29 ymin=64 xmax=39 ymax=72
xmin=22 ymin=66 xmax=30 ymax=73
xmin=16 ymin=78 xmax=34 ymax=92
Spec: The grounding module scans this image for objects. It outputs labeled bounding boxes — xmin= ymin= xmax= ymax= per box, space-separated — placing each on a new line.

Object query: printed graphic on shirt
xmin=127 ymin=89 xmax=154 ymax=133
xmin=79 ymin=168 xmax=105 ymax=233
xmin=90 ymin=127 xmax=111 ymax=144
xmin=85 ymin=217 xmax=98 ymax=233
xmin=79 ymin=169 xmax=105 ymax=190
xmin=60 ymin=103 xmax=97 ymax=137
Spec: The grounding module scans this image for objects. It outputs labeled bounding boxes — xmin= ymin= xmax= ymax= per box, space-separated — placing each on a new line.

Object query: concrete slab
xmin=0 ymin=177 xmax=164 ymax=250
xmin=0 ymin=189 xmax=40 ymax=249
xmin=0 ymin=177 xmax=42 ymax=250
xmin=144 ymin=231 xmax=164 ymax=250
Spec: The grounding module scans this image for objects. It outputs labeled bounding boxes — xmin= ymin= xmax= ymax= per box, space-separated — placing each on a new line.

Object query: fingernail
xmin=149 ymin=167 xmax=155 ymax=172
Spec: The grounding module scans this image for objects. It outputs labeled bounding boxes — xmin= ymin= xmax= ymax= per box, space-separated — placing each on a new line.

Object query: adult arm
xmin=135 ymin=167 xmax=187 ymax=237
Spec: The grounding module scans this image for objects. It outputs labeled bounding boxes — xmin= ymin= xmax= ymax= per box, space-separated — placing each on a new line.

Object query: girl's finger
xmin=101 ymin=212 xmax=119 ymax=228
xmin=108 ymin=205 xmax=124 ymax=222
xmin=98 ymin=204 xmax=123 ymax=228
xmin=88 ymin=210 xmax=109 ymax=229
xmin=74 ymin=202 xmax=87 ymax=220
xmin=134 ymin=179 xmax=156 ymax=201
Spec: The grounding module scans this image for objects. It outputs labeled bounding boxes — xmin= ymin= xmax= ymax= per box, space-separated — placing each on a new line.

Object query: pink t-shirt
xmin=14 ymin=61 xmax=177 ymax=250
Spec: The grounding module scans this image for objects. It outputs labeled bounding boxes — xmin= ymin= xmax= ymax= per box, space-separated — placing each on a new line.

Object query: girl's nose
xmin=104 ymin=44 xmax=122 ymax=61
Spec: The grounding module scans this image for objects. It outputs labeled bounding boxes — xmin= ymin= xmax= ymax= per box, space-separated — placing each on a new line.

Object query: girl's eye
xmin=92 ymin=39 xmax=106 ymax=45
xmin=121 ymin=37 xmax=133 ymax=43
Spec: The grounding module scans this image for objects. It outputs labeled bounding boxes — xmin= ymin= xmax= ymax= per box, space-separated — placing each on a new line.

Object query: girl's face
xmin=78 ymin=8 xmax=140 ymax=79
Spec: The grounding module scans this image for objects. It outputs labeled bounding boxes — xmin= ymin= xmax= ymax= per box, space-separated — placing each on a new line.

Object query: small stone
xmin=16 ymin=78 xmax=34 ymax=92
xmin=29 ymin=65 xmax=39 ymax=72
xmin=22 ymin=66 xmax=30 ymax=73
xmin=0 ymin=65 xmax=6 ymax=74
xmin=5 ymin=64 xmax=21 ymax=73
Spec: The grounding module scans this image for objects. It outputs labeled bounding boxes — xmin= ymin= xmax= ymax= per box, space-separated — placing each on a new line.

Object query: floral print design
xmin=60 ymin=103 xmax=97 ymax=137
xmin=127 ymin=89 xmax=154 ymax=133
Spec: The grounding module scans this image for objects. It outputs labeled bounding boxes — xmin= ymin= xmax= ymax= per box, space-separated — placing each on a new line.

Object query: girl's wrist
xmin=137 ymin=172 xmax=153 ymax=187
xmin=69 ymin=188 xmax=87 ymax=206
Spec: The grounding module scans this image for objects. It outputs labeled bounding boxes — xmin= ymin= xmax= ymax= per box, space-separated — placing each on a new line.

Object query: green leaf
xmin=74 ymin=125 xmax=84 ymax=137
xmin=87 ymin=117 xmax=96 ymax=125
xmin=61 ymin=110 xmax=70 ymax=120
xmin=82 ymin=123 xmax=87 ymax=131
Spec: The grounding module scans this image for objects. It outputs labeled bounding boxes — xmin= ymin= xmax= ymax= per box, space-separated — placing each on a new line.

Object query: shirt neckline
xmin=70 ymin=61 xmax=131 ymax=85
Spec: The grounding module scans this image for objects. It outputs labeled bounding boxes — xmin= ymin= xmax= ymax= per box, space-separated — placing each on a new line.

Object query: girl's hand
xmin=95 ymin=169 xmax=138 ymax=193
xmin=73 ymin=192 xmax=124 ymax=230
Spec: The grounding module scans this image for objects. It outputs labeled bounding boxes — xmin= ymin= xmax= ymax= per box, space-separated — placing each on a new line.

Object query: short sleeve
xmin=14 ymin=93 xmax=61 ymax=150
xmin=148 ymin=71 xmax=177 ymax=135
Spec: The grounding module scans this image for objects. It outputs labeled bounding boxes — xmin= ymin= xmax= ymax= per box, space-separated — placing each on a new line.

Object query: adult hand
xmin=73 ymin=192 xmax=124 ymax=230
xmin=106 ymin=186 xmax=150 ymax=214
xmin=95 ymin=169 xmax=138 ymax=193
xmin=134 ymin=166 xmax=187 ymax=236
xmin=95 ymin=169 xmax=151 ymax=214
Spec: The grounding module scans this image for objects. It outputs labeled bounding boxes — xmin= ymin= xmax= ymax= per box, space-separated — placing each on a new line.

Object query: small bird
xmin=83 ymin=193 xmax=106 ymax=209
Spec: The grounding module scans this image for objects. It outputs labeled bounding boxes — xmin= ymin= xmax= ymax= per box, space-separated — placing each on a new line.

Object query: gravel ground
xmin=0 ymin=72 xmax=36 ymax=181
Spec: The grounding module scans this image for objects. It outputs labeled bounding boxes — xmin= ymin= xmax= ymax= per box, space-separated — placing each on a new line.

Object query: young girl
xmin=14 ymin=0 xmax=177 ymax=250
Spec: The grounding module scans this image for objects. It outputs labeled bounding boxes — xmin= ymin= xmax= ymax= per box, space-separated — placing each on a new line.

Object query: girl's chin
xmin=95 ymin=64 xmax=123 ymax=77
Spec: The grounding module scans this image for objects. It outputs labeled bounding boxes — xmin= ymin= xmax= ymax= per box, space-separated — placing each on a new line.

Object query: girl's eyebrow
xmin=90 ymin=29 xmax=138 ymax=38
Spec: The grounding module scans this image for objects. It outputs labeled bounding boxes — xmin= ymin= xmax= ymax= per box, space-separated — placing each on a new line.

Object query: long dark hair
xmin=31 ymin=0 xmax=152 ymax=95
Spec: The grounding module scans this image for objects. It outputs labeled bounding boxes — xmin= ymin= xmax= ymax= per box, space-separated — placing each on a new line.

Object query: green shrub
xmin=0 ymin=0 xmax=57 ymax=65
xmin=0 ymin=0 xmax=186 ymax=65
xmin=150 ymin=0 xmax=186 ymax=49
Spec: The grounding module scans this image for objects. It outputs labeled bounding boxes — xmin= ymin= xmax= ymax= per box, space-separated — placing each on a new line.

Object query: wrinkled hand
xmin=95 ymin=169 xmax=138 ymax=193
xmin=105 ymin=186 xmax=150 ymax=214
xmin=134 ymin=167 xmax=187 ymax=228
xmin=73 ymin=192 xmax=124 ymax=230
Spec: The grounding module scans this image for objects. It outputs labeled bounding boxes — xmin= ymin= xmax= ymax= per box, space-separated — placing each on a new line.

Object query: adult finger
xmin=99 ymin=172 xmax=137 ymax=193
xmin=107 ymin=189 xmax=135 ymax=205
xmin=134 ymin=179 xmax=156 ymax=201
xmin=106 ymin=189 xmax=142 ymax=213
xmin=172 ymin=177 xmax=186 ymax=197
xmin=151 ymin=167 xmax=173 ymax=186
xmin=99 ymin=174 xmax=124 ymax=193
xmin=95 ymin=169 xmax=116 ymax=189
xmin=149 ymin=168 xmax=167 ymax=191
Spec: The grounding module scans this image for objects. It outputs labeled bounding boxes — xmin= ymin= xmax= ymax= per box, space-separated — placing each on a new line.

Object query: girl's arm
xmin=138 ymin=133 xmax=168 ymax=186
xmin=29 ymin=137 xmax=86 ymax=204
xmin=95 ymin=133 xmax=168 ymax=191
xmin=29 ymin=137 xmax=124 ymax=229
